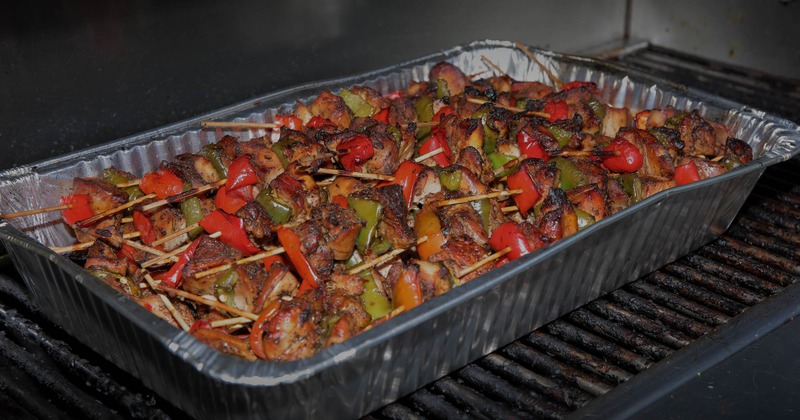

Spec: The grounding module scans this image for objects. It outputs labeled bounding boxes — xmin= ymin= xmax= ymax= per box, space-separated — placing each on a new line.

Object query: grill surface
xmin=0 ymin=44 xmax=798 ymax=419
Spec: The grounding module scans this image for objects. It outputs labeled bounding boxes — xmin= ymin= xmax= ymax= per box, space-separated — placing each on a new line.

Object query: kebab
xmin=0 ymin=56 xmax=753 ymax=362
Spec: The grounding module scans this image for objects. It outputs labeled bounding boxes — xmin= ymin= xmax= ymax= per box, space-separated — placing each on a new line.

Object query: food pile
xmin=47 ymin=60 xmax=752 ymax=361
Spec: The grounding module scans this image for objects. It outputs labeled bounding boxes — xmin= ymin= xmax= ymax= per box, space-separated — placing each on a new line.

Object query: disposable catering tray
xmin=0 ymin=40 xmax=798 ymax=419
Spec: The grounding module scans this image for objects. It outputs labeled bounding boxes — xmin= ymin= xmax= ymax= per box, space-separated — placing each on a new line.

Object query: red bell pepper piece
xmin=372 ymin=108 xmax=390 ymax=123
xmin=602 ymin=138 xmax=643 ymax=173
xmin=675 ymin=161 xmax=701 ymax=186
xmin=432 ymin=105 xmax=456 ymax=122
xmin=331 ymin=195 xmax=349 ymax=209
xmin=418 ymin=128 xmax=453 ymax=167
xmin=249 ymin=300 xmax=282 ymax=360
xmin=516 ymin=129 xmax=550 ymax=161
xmin=337 ymin=134 xmax=374 ymax=172
xmin=306 ymin=115 xmax=336 ymax=129
xmin=188 ymin=319 xmax=212 ymax=334
xmin=385 ymin=90 xmax=403 ymax=100
xmin=562 ymin=81 xmax=597 ymax=93
xmin=226 ymin=156 xmax=259 ymax=191
xmin=262 ymin=253 xmax=287 ymax=271
xmin=59 ymin=194 xmax=93 ymax=225
xmin=139 ymin=168 xmax=184 ymax=200
xmin=543 ymin=100 xmax=569 ymax=122
xmin=276 ymin=226 xmax=320 ymax=292
xmin=507 ymin=168 xmax=541 ymax=215
xmin=391 ymin=160 xmax=424 ymax=208
xmin=215 ymin=185 xmax=251 ymax=214
xmin=132 ymin=210 xmax=157 ymax=246
xmin=118 ymin=243 xmax=138 ymax=264
xmin=199 ymin=210 xmax=260 ymax=255
xmin=162 ymin=235 xmax=203 ymax=287
xmin=489 ymin=222 xmax=535 ymax=261
xmin=274 ymin=115 xmax=303 ymax=130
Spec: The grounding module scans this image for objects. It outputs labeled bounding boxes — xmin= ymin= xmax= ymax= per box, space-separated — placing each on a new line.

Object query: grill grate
xmin=0 ymin=45 xmax=797 ymax=419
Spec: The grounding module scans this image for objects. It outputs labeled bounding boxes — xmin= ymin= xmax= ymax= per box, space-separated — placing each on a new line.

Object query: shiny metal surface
xmin=0 ymin=41 xmax=798 ymax=419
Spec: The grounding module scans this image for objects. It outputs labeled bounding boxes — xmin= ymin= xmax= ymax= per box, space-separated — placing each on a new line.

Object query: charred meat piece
xmin=193 ymin=328 xmax=256 ymax=362
xmin=352 ymin=184 xmax=416 ymax=249
xmin=519 ymin=158 xmax=560 ymax=202
xmin=140 ymin=292 xmax=196 ymax=329
xmin=309 ymin=91 xmax=354 ymax=129
xmin=85 ymin=239 xmax=128 ymax=276
xmin=429 ymin=236 xmax=491 ymax=283
xmin=73 ymin=177 xmax=128 ymax=215
xmin=235 ymin=201 xmax=276 ymax=244
xmin=275 ymin=129 xmax=329 ymax=172
xmin=182 ymin=235 xmax=242 ymax=284
xmin=363 ymin=126 xmax=401 ymax=175
xmin=253 ymin=262 xmax=299 ymax=314
xmin=294 ymin=220 xmax=335 ymax=279
xmin=429 ymin=62 xmax=469 ymax=96
xmin=162 ymin=153 xmax=220 ymax=187
xmin=677 ymin=110 xmax=726 ymax=157
xmin=567 ymin=184 xmax=607 ymax=221
xmin=75 ymin=214 xmax=122 ymax=245
xmin=601 ymin=106 xmax=630 ymax=138
xmin=260 ymin=290 xmax=325 ymax=361
xmin=457 ymin=146 xmax=494 ymax=185
xmin=616 ymin=128 xmax=675 ymax=179
xmin=270 ymin=173 xmax=312 ymax=221
xmin=411 ymin=167 xmax=443 ymax=208
xmin=725 ymin=137 xmax=753 ymax=164
xmin=150 ymin=207 xmax=187 ymax=252
xmin=237 ymin=138 xmax=286 ymax=186
xmin=313 ymin=203 xmax=363 ymax=260
xmin=327 ymin=269 xmax=365 ymax=296
xmin=437 ymin=198 xmax=489 ymax=246
xmin=649 ymin=127 xmax=685 ymax=162
xmin=349 ymin=85 xmax=389 ymax=113
xmin=640 ymin=176 xmax=677 ymax=200
xmin=388 ymin=97 xmax=417 ymax=125
xmin=223 ymin=262 xmax=270 ymax=313
xmin=682 ymin=157 xmax=728 ymax=180
xmin=511 ymin=81 xmax=554 ymax=100
xmin=634 ymin=106 xmax=679 ymax=130
xmin=605 ymin=178 xmax=630 ymax=216
xmin=537 ymin=188 xmax=578 ymax=241
xmin=414 ymin=260 xmax=452 ymax=299
xmin=322 ymin=289 xmax=371 ymax=347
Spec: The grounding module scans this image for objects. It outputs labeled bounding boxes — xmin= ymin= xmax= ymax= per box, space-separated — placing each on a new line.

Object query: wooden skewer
xmin=436 ymin=189 xmax=522 ymax=207
xmin=122 ymin=217 xmax=133 ymax=224
xmin=141 ymin=179 xmax=226 ymax=212
xmin=76 ymin=193 xmax=157 ymax=227
xmin=50 ymin=231 xmax=141 ymax=254
xmin=363 ymin=306 xmax=407 ymax=331
xmin=550 ymin=150 xmax=620 ymax=157
xmin=515 ymin=40 xmax=564 ymax=89
xmin=150 ymin=223 xmax=200 ymax=247
xmin=414 ymin=147 xmax=444 ymax=163
xmin=195 ymin=246 xmax=286 ymax=279
xmin=210 ymin=317 xmax=252 ymax=328
xmin=493 ymin=154 xmax=527 ymax=177
xmin=466 ymin=97 xmax=550 ymax=119
xmin=457 ymin=247 xmax=512 ymax=279
xmin=312 ymin=168 xmax=394 ymax=182
xmin=467 ymin=69 xmax=490 ymax=80
xmin=156 ymin=283 xmax=259 ymax=322
xmin=0 ymin=204 xmax=70 ymax=220
xmin=481 ymin=55 xmax=510 ymax=78
xmin=710 ymin=155 xmax=725 ymax=162
xmin=115 ymin=179 xmax=141 ymax=188
xmin=143 ymin=273 xmax=191 ymax=331
xmin=140 ymin=230 xmax=222 ymax=269
xmin=122 ymin=237 xmax=165 ymax=257
xmin=201 ymin=121 xmax=279 ymax=130
xmin=347 ymin=236 xmax=428 ymax=275
xmin=502 ymin=206 xmax=519 ymax=213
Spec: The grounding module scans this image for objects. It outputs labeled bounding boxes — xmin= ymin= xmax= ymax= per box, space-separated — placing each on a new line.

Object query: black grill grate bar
xmin=606 ymin=289 xmax=713 ymax=338
xmin=583 ymin=300 xmax=692 ymax=349
xmin=681 ymin=253 xmax=784 ymax=295
xmin=699 ymin=244 xmax=796 ymax=287
xmin=524 ymin=330 xmax=634 ymax=385
xmin=501 ymin=341 xmax=613 ymax=397
xmin=717 ymin=234 xmax=800 ymax=276
xmin=457 ymin=364 xmax=567 ymax=419
xmin=625 ymin=281 xmax=730 ymax=326
xmin=566 ymin=309 xmax=672 ymax=361
xmin=544 ymin=320 xmax=651 ymax=373
xmin=479 ymin=353 xmax=594 ymax=410
xmin=740 ymin=204 xmax=800 ymax=234
xmin=644 ymin=272 xmax=747 ymax=317
xmin=430 ymin=377 xmax=518 ymax=420
xmin=727 ymin=224 xmax=800 ymax=262
xmin=663 ymin=262 xmax=765 ymax=306
xmin=734 ymin=217 xmax=800 ymax=249
xmin=405 ymin=388 xmax=471 ymax=420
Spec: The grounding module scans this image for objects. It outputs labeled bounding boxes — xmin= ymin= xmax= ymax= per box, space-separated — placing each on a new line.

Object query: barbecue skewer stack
xmin=0 ymin=49 xmax=753 ymax=362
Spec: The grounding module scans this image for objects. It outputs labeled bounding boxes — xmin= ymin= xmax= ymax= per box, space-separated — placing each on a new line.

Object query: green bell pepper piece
xmin=214 ymin=268 xmax=238 ymax=305
xmin=256 ymin=189 xmax=292 ymax=224
xmin=101 ymin=168 xmax=144 ymax=201
xmin=471 ymin=107 xmax=499 ymax=154
xmin=434 ymin=79 xmax=450 ymax=99
xmin=348 ymin=196 xmax=383 ymax=254
xmin=180 ymin=196 xmax=205 ymax=239
xmin=414 ymin=96 xmax=434 ymax=140
xmin=664 ymin=112 xmax=688 ymax=129
xmin=471 ymin=198 xmax=492 ymax=232
xmin=338 ymin=88 xmax=374 ymax=118
xmin=439 ymin=168 xmax=462 ymax=191
xmin=488 ymin=152 xmax=515 ymax=169
xmin=547 ymin=126 xmax=573 ymax=148
xmin=369 ymin=238 xmax=392 ymax=255
xmin=270 ymin=138 xmax=293 ymax=169
xmin=347 ymin=251 xmax=392 ymax=320
xmin=620 ymin=173 xmax=643 ymax=204
xmin=552 ymin=157 xmax=588 ymax=190
xmin=200 ymin=144 xmax=228 ymax=178
xmin=575 ymin=208 xmax=596 ymax=231
xmin=586 ymin=99 xmax=606 ymax=119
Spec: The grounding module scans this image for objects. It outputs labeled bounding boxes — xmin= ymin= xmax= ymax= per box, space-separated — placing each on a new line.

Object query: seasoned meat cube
xmin=605 ymin=178 xmax=630 ymax=216
xmin=438 ymin=198 xmax=489 ymax=246
xmin=616 ymin=128 xmax=675 ymax=179
xmin=150 ymin=207 xmax=187 ymax=252
xmin=225 ymin=262 xmax=270 ymax=313
xmin=519 ymin=158 xmax=559 ymax=202
xmin=634 ymin=107 xmax=679 ymax=130
xmin=349 ymin=85 xmax=389 ymax=112
xmin=567 ymin=184 xmax=607 ymax=221
xmin=640 ymin=176 xmax=677 ymax=200
xmin=411 ymin=168 xmax=443 ymax=208
xmin=601 ymin=106 xmax=631 ymax=138
xmin=388 ymin=97 xmax=417 ymax=125
xmin=253 ymin=262 xmax=299 ymax=313
xmin=457 ymin=146 xmax=494 ymax=185
xmin=313 ymin=203 xmax=363 ymax=260
xmin=162 ymin=153 xmax=220 ymax=187
xmin=429 ymin=62 xmax=469 ymax=96
xmin=511 ymin=81 xmax=554 ymax=100
xmin=323 ymin=289 xmax=371 ymax=347
xmin=75 ymin=214 xmax=122 ymax=245
xmin=138 ymin=291 xmax=196 ymax=330
xmin=537 ymin=188 xmax=578 ymax=241
xmin=235 ymin=201 xmax=276 ymax=244
xmin=73 ymin=177 xmax=128 ymax=215
xmin=85 ymin=239 xmax=127 ymax=276
xmin=182 ymin=235 xmax=242 ymax=283
xmin=270 ymin=173 xmax=312 ymax=221
xmin=725 ymin=137 xmax=753 ymax=164
xmin=363 ymin=127 xmax=400 ymax=175
xmin=430 ymin=237 xmax=491 ymax=283
xmin=237 ymin=137 xmax=286 ymax=186
xmin=309 ymin=91 xmax=354 ymax=129
xmin=682 ymin=157 xmax=728 ymax=180
xmin=414 ymin=260 xmax=452 ymax=298
xmin=677 ymin=111 xmax=726 ymax=157
xmin=294 ymin=220 xmax=334 ymax=279
xmin=352 ymin=184 xmax=416 ymax=249
xmin=261 ymin=289 xmax=326 ymax=361
xmin=649 ymin=127 xmax=685 ymax=162
xmin=193 ymin=329 xmax=256 ymax=362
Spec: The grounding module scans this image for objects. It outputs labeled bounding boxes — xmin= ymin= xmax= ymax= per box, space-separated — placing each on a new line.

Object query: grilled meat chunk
xmin=309 ymin=91 xmax=354 ymax=129
xmin=85 ymin=239 xmax=127 ymax=276
xmin=162 ymin=153 xmax=220 ymax=187
xmin=429 ymin=62 xmax=469 ymax=96
xmin=193 ymin=329 xmax=256 ymax=362
xmin=352 ymin=184 xmax=416 ymax=249
xmin=253 ymin=262 xmax=299 ymax=313
xmin=235 ymin=201 xmax=276 ymax=244
xmin=677 ymin=110 xmax=727 ymax=157
xmin=261 ymin=290 xmax=326 ymax=361
xmin=73 ymin=177 xmax=128 ymax=214
xmin=313 ymin=203 xmax=363 ymax=260
xmin=388 ymin=97 xmax=417 ymax=125
xmin=616 ymin=128 xmax=675 ymax=179
xmin=150 ymin=207 xmax=187 ymax=252
xmin=294 ymin=220 xmax=334 ymax=279
xmin=182 ymin=235 xmax=242 ymax=285
xmin=725 ymin=137 xmax=753 ymax=164
xmin=537 ymin=188 xmax=578 ymax=241
xmin=430 ymin=236 xmax=491 ymax=283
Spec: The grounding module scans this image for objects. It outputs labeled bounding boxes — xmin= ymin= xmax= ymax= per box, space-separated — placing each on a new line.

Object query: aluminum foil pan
xmin=0 ymin=40 xmax=798 ymax=419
